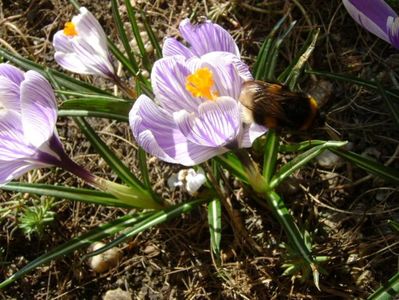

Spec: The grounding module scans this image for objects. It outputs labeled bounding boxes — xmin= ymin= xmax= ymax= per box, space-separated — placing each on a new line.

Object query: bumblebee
xmin=239 ymin=80 xmax=323 ymax=131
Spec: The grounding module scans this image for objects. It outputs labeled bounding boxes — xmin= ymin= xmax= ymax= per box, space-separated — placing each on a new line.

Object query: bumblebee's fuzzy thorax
xmin=239 ymin=80 xmax=322 ymax=131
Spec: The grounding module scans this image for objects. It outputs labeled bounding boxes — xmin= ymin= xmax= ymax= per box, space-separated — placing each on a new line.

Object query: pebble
xmin=88 ymin=242 xmax=122 ymax=273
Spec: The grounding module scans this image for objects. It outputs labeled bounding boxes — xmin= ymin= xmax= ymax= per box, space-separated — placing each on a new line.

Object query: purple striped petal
xmin=0 ymin=74 xmax=21 ymax=112
xmin=73 ymin=7 xmax=108 ymax=53
xmin=186 ymin=52 xmax=244 ymax=100
xmin=0 ymin=110 xmax=36 ymax=160
xmin=53 ymin=32 xmax=92 ymax=74
xmin=179 ymin=18 xmax=240 ymax=57
xmin=151 ymin=56 xmax=202 ymax=113
xmin=174 ymin=97 xmax=241 ymax=147
xmin=20 ymin=71 xmax=57 ymax=148
xmin=163 ymin=37 xmax=195 ymax=58
xmin=240 ymin=122 xmax=268 ymax=148
xmin=0 ymin=160 xmax=39 ymax=186
xmin=343 ymin=0 xmax=398 ymax=43
xmin=130 ymin=95 xmax=225 ymax=166
xmin=0 ymin=64 xmax=25 ymax=86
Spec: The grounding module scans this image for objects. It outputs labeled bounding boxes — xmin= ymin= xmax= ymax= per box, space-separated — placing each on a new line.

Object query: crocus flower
xmin=129 ymin=51 xmax=267 ymax=166
xmin=163 ymin=18 xmax=250 ymax=78
xmin=53 ymin=7 xmax=116 ymax=78
xmin=0 ymin=64 xmax=161 ymax=209
xmin=343 ymin=0 xmax=399 ymax=49
xmin=0 ymin=63 xmax=70 ymax=184
xmin=163 ymin=18 xmax=240 ymax=58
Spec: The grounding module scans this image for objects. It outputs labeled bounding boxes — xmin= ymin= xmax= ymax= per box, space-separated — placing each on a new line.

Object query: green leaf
xmin=123 ymin=0 xmax=152 ymax=71
xmin=368 ymin=271 xmax=399 ymax=300
xmin=139 ymin=10 xmax=162 ymax=59
xmin=330 ymin=148 xmax=399 ymax=184
xmin=111 ymin=0 xmax=139 ymax=72
xmin=265 ymin=191 xmax=321 ymax=290
xmin=58 ymin=110 xmax=129 ymax=122
xmin=214 ymin=153 xmax=248 ymax=184
xmin=279 ymin=140 xmax=326 ymax=153
xmin=0 ymin=212 xmax=151 ymax=289
xmin=377 ymin=81 xmax=399 ymax=126
xmin=1 ymin=182 xmax=134 ymax=208
xmin=253 ymin=15 xmax=287 ymax=79
xmin=208 ymin=198 xmax=222 ymax=259
xmin=137 ymin=148 xmax=162 ymax=205
xmin=388 ymin=220 xmax=399 ymax=233
xmin=270 ymin=141 xmax=347 ymax=189
xmin=73 ymin=117 xmax=145 ymax=190
xmin=263 ymin=129 xmax=279 ymax=182
xmin=264 ymin=20 xmax=297 ymax=80
xmin=279 ymin=28 xmax=320 ymax=89
xmin=306 ymin=70 xmax=399 ymax=102
xmin=0 ymin=48 xmax=109 ymax=95
xmin=59 ymin=98 xmax=132 ymax=120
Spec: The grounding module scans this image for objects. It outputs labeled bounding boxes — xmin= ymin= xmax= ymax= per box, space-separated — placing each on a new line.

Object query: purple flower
xmin=163 ymin=18 xmax=250 ymax=78
xmin=163 ymin=18 xmax=240 ymax=58
xmin=129 ymin=51 xmax=267 ymax=166
xmin=343 ymin=0 xmax=399 ymax=49
xmin=0 ymin=64 xmax=162 ymax=209
xmin=0 ymin=64 xmax=73 ymax=184
xmin=53 ymin=7 xmax=115 ymax=78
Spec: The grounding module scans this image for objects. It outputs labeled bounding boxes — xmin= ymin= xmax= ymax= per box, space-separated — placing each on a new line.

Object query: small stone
xmin=88 ymin=242 xmax=122 ymax=273
xmin=316 ymin=150 xmax=343 ymax=168
xmin=103 ymin=288 xmax=132 ymax=300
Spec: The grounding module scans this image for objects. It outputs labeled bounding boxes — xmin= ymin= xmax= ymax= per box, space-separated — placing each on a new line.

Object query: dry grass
xmin=1 ymin=0 xmax=399 ymax=299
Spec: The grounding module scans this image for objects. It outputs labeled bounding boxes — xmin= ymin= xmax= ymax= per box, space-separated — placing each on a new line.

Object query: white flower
xmin=53 ymin=7 xmax=115 ymax=78
xmin=167 ymin=168 xmax=206 ymax=196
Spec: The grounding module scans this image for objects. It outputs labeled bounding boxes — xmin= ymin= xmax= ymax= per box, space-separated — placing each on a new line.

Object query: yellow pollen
xmin=64 ymin=22 xmax=78 ymax=37
xmin=186 ymin=68 xmax=218 ymax=100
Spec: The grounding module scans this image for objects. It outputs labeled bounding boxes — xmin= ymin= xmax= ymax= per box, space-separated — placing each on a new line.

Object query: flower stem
xmin=56 ymin=154 xmax=163 ymax=210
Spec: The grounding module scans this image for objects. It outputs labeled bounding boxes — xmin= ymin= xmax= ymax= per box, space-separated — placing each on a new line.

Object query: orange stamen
xmin=64 ymin=22 xmax=78 ymax=37
xmin=186 ymin=68 xmax=218 ymax=100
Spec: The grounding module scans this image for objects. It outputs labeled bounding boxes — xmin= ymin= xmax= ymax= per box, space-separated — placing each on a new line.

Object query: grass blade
xmin=306 ymin=70 xmax=399 ymax=102
xmin=111 ymin=0 xmax=139 ymax=73
xmin=265 ymin=20 xmax=297 ymax=80
xmin=139 ymin=10 xmax=162 ymax=59
xmin=279 ymin=140 xmax=326 ymax=153
xmin=270 ymin=141 xmax=347 ymax=189
xmin=377 ymin=82 xmax=399 ymax=126
xmin=124 ymin=0 xmax=152 ymax=71
xmin=280 ymin=28 xmax=320 ymax=89
xmin=265 ymin=191 xmax=321 ymax=290
xmin=262 ymin=129 xmax=279 ymax=182
xmin=58 ymin=109 xmax=129 ymax=122
xmin=214 ymin=153 xmax=248 ymax=184
xmin=0 ymin=47 xmax=109 ymax=95
xmin=208 ymin=198 xmax=222 ymax=260
xmin=60 ymin=98 xmax=132 ymax=119
xmin=73 ymin=117 xmax=145 ymax=190
xmin=253 ymin=15 xmax=287 ymax=79
xmin=330 ymin=148 xmax=399 ymax=184
xmin=368 ymin=271 xmax=399 ymax=300
xmin=1 ymin=182 xmax=133 ymax=208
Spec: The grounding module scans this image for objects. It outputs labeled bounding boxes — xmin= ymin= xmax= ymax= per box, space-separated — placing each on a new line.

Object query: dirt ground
xmin=1 ymin=0 xmax=399 ymax=299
